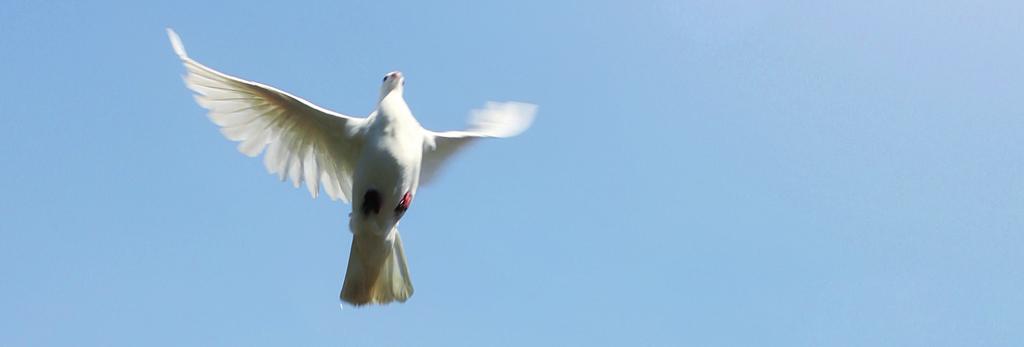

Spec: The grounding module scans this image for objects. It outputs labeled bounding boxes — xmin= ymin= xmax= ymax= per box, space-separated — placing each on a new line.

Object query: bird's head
xmin=379 ymin=71 xmax=405 ymax=100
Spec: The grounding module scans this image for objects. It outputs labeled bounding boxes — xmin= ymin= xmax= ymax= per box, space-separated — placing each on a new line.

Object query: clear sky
xmin=2 ymin=0 xmax=1022 ymax=345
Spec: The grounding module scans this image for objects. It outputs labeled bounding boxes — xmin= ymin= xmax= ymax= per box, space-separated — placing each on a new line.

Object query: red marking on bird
xmin=400 ymin=192 xmax=412 ymax=210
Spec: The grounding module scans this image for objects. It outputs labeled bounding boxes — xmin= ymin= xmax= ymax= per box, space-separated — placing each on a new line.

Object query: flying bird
xmin=166 ymin=29 xmax=536 ymax=306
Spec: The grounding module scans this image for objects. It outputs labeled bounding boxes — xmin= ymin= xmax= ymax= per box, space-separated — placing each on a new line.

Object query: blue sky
xmin=2 ymin=0 xmax=1023 ymax=345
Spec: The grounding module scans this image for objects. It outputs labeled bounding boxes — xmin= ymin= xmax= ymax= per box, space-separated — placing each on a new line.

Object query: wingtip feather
xmin=469 ymin=101 xmax=538 ymax=138
xmin=166 ymin=28 xmax=188 ymax=58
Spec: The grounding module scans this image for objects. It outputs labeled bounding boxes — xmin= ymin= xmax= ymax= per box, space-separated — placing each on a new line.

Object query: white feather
xmin=419 ymin=101 xmax=537 ymax=185
xmin=167 ymin=28 xmax=366 ymax=203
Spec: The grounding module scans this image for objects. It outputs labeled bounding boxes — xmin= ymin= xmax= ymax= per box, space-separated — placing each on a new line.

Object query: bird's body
xmin=354 ymin=88 xmax=424 ymax=232
xmin=343 ymin=81 xmax=423 ymax=304
xmin=166 ymin=29 xmax=535 ymax=306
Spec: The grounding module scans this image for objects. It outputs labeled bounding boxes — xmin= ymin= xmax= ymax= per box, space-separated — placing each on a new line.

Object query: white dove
xmin=167 ymin=29 xmax=536 ymax=306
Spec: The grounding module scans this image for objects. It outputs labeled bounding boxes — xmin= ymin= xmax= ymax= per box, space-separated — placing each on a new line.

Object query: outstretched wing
xmin=421 ymin=101 xmax=537 ymax=185
xmin=168 ymin=29 xmax=366 ymax=202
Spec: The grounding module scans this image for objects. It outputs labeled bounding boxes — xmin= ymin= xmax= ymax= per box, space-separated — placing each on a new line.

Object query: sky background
xmin=2 ymin=0 xmax=1023 ymax=346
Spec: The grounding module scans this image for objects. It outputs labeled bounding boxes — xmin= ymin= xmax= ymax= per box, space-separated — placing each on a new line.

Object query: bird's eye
xmin=383 ymin=76 xmax=388 ymax=82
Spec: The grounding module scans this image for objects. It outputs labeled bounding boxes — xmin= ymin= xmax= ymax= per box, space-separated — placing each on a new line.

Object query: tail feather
xmin=340 ymin=229 xmax=413 ymax=306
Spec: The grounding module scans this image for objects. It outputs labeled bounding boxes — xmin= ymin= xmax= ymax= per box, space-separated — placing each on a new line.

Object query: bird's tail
xmin=340 ymin=229 xmax=414 ymax=306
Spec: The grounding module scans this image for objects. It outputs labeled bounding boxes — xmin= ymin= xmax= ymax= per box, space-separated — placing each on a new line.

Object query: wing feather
xmin=420 ymin=101 xmax=536 ymax=185
xmin=168 ymin=28 xmax=365 ymax=202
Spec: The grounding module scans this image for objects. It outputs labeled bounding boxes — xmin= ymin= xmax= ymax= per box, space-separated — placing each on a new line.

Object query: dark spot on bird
xmin=361 ymin=190 xmax=381 ymax=216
